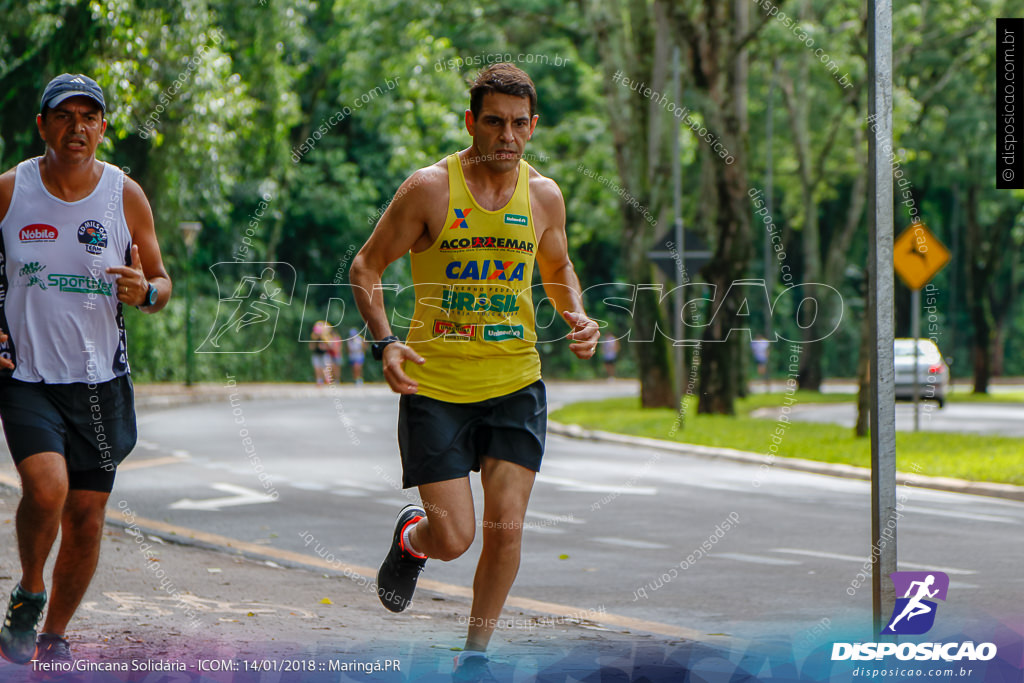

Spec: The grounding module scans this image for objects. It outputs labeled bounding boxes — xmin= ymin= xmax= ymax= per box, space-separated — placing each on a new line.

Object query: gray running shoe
xmin=0 ymin=584 xmax=47 ymax=664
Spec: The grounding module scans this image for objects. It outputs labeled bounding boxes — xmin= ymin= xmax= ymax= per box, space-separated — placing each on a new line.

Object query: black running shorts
xmin=0 ymin=375 xmax=137 ymax=492
xmin=398 ymin=379 xmax=547 ymax=488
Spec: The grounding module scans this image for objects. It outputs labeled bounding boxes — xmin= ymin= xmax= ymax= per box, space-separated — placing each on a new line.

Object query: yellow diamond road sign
xmin=893 ymin=224 xmax=950 ymax=291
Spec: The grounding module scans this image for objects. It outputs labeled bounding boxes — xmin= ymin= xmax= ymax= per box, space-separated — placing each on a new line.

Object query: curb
xmin=547 ymin=422 xmax=1024 ymax=503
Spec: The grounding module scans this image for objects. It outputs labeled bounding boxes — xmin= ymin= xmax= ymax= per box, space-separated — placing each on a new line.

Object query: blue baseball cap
xmin=40 ymin=73 xmax=106 ymax=113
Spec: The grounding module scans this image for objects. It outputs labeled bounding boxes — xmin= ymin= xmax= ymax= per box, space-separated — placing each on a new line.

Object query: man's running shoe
xmin=377 ymin=504 xmax=426 ymax=612
xmin=452 ymin=653 xmax=498 ymax=683
xmin=35 ymin=634 xmax=72 ymax=665
xmin=0 ymin=584 xmax=46 ymax=664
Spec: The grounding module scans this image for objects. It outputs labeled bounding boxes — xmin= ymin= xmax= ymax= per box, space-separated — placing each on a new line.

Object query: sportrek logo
xmin=448 ymin=207 xmax=473 ymax=229
xmin=832 ymin=570 xmax=997 ymax=663
xmin=19 ymin=224 xmax=59 ymax=242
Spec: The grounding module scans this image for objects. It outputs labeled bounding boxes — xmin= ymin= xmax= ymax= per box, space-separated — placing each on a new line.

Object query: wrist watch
xmin=140 ymin=282 xmax=158 ymax=308
xmin=371 ymin=335 xmax=400 ymax=361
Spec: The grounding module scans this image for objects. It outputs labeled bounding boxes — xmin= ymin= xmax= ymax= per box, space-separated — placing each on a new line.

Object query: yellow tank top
xmin=405 ymin=153 xmax=541 ymax=402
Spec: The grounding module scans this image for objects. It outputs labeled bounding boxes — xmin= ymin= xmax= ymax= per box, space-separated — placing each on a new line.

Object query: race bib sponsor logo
xmin=448 ymin=207 xmax=473 ymax=229
xmin=439 ymin=236 xmax=534 ymax=254
xmin=433 ymin=320 xmax=476 ymax=340
xmin=47 ymin=273 xmax=114 ymax=296
xmin=19 ymin=261 xmax=48 ymax=290
xmin=78 ymin=220 xmax=107 ymax=254
xmin=444 ymin=260 xmax=526 ymax=282
xmin=19 ymin=224 xmax=59 ymax=242
xmin=482 ymin=324 xmax=524 ymax=342
xmin=441 ymin=289 xmax=521 ymax=314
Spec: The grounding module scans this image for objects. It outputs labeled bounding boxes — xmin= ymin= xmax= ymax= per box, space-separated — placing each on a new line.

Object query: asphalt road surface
xmin=772 ymin=400 xmax=1024 ymax=437
xmin=93 ymin=382 xmax=1024 ymax=642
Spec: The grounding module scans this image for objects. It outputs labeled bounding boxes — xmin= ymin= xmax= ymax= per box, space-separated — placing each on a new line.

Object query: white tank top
xmin=0 ymin=157 xmax=131 ymax=383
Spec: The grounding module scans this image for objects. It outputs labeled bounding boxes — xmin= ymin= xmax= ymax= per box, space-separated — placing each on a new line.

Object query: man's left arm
xmin=533 ymin=178 xmax=599 ymax=360
xmin=107 ymin=177 xmax=172 ymax=312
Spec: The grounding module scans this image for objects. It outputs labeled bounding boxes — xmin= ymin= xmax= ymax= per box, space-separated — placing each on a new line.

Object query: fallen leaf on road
xmin=319 ymin=598 xmax=333 ymax=605
xmin=558 ymin=554 xmax=569 ymax=560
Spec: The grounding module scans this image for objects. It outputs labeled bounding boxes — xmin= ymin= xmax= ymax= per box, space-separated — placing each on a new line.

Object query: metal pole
xmin=672 ymin=46 xmax=685 ymax=398
xmin=764 ymin=58 xmax=778 ymax=391
xmin=912 ymin=288 xmax=921 ymax=431
xmin=185 ymin=255 xmax=194 ymax=387
xmin=868 ymin=0 xmax=897 ymax=636
xmin=179 ymin=222 xmax=202 ymax=388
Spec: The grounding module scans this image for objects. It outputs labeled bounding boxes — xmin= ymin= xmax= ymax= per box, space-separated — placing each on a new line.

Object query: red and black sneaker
xmin=376 ymin=505 xmax=427 ymax=612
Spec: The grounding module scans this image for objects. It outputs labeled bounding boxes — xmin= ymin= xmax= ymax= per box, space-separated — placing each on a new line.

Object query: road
xmin=95 ymin=382 xmax=1024 ymax=642
xmin=767 ymin=400 xmax=1024 ymax=437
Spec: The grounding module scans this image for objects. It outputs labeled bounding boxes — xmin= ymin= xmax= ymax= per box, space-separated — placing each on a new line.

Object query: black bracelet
xmin=371 ymin=335 xmax=400 ymax=361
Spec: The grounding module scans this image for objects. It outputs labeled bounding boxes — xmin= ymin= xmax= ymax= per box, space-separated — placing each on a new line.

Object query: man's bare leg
xmin=410 ymin=477 xmax=476 ymax=561
xmin=15 ymin=453 xmax=68 ymax=594
xmin=41 ymin=489 xmax=109 ymax=636
xmin=465 ymin=457 xmax=535 ymax=652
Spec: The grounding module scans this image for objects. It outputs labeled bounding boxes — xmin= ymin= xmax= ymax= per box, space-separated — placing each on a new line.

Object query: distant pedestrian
xmin=310 ymin=320 xmax=332 ymax=385
xmin=751 ymin=334 xmax=769 ymax=380
xmin=601 ymin=335 xmax=621 ymax=380
xmin=346 ymin=328 xmax=365 ymax=386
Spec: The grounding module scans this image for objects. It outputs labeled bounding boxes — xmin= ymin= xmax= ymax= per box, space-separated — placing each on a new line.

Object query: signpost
xmin=868 ymin=0 xmax=897 ymax=636
xmin=893 ymin=224 xmax=951 ymax=430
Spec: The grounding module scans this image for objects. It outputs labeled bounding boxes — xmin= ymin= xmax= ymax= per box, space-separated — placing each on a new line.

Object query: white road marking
xmin=291 ymin=482 xmax=327 ymax=491
xmin=525 ymin=510 xmax=583 ymax=524
xmin=593 ymin=537 xmax=669 ymax=550
xmin=774 ymin=548 xmax=976 ymax=575
xmin=333 ymin=480 xmax=387 ymax=491
xmin=330 ymin=489 xmax=369 ymax=497
xmin=716 ymin=552 xmax=802 ymax=566
xmin=536 ymin=475 xmax=657 ymax=495
xmin=169 ymin=483 xmax=277 ymax=511
xmin=906 ymin=506 xmax=1020 ymax=524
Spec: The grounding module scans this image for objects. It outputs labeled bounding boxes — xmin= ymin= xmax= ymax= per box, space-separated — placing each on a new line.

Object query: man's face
xmin=466 ymin=92 xmax=538 ymax=173
xmin=37 ymin=96 xmax=107 ymax=163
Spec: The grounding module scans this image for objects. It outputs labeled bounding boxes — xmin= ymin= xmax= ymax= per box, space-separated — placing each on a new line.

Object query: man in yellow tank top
xmin=351 ymin=63 xmax=599 ymax=678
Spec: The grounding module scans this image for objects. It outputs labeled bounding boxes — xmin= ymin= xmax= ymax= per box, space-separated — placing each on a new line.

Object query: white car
xmin=893 ymin=338 xmax=950 ymax=407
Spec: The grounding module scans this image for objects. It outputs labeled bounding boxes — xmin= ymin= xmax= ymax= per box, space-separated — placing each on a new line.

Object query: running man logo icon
xmin=197 ymin=262 xmax=296 ymax=353
xmin=881 ymin=571 xmax=949 ymax=635
xmin=448 ymin=207 xmax=473 ymax=229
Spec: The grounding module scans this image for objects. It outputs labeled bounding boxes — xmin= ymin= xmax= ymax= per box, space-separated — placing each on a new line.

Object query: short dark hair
xmin=469 ymin=63 xmax=537 ymax=119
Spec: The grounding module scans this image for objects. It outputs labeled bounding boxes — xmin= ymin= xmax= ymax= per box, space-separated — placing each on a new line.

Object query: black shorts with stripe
xmin=0 ymin=375 xmax=137 ymax=492
xmin=398 ymin=379 xmax=546 ymax=488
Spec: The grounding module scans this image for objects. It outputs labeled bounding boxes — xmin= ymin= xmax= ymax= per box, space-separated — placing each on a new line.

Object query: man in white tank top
xmin=0 ymin=74 xmax=171 ymax=666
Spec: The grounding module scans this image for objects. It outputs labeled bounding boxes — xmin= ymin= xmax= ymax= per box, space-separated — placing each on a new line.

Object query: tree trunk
xmin=963 ymin=184 xmax=1017 ymax=394
xmin=664 ymin=1 xmax=756 ymax=414
xmin=588 ymin=0 xmax=676 ymax=408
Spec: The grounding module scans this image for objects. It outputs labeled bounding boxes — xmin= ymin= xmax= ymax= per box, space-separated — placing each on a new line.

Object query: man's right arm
xmin=0 ymin=168 xmax=16 ymax=226
xmin=0 ymin=168 xmax=15 ymax=369
xmin=349 ymin=166 xmax=445 ymax=394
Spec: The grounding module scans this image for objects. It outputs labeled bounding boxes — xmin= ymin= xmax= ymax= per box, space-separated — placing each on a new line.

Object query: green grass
xmin=550 ymin=394 xmax=1024 ymax=486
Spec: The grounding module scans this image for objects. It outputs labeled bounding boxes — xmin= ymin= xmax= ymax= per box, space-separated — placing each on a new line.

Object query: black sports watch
xmin=141 ymin=282 xmax=158 ymax=308
xmin=371 ymin=335 xmax=400 ymax=361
